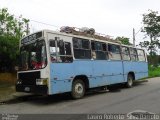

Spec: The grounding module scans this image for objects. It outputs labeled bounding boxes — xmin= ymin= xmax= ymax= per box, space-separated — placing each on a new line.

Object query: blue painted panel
xmin=51 ymin=80 xmax=72 ymax=94
xmin=135 ymin=72 xmax=148 ymax=80
xmin=89 ymin=77 xmax=106 ymax=88
xmin=92 ymin=60 xmax=124 ymax=85
xmin=50 ymin=63 xmax=74 ymax=94
xmin=50 ymin=60 xmax=93 ymax=94
xmin=72 ymin=60 xmax=93 ymax=76
xmin=50 ymin=63 xmax=75 ymax=81
xmin=106 ymin=61 xmax=124 ymax=84
xmin=88 ymin=60 xmax=124 ymax=87
xmin=91 ymin=60 xmax=108 ymax=87
xmin=50 ymin=60 xmax=148 ymax=95
xmin=123 ymin=61 xmax=148 ymax=81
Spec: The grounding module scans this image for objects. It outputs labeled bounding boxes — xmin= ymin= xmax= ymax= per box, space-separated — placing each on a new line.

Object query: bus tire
xmin=126 ymin=74 xmax=133 ymax=88
xmin=71 ymin=79 xmax=85 ymax=99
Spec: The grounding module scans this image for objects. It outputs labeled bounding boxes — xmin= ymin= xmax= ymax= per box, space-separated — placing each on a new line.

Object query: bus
xmin=16 ymin=29 xmax=148 ymax=99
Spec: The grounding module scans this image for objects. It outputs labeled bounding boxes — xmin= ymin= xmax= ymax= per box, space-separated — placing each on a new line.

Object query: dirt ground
xmin=0 ymin=83 xmax=15 ymax=102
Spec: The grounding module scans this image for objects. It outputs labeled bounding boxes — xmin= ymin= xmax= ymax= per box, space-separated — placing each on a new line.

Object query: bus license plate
xmin=24 ymin=87 xmax=30 ymax=92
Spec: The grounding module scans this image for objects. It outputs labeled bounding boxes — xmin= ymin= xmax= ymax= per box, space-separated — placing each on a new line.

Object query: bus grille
xmin=18 ymin=71 xmax=40 ymax=85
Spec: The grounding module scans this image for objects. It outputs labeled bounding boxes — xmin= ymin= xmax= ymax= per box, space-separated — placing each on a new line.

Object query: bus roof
xmin=21 ymin=29 xmax=142 ymax=49
xmin=42 ymin=29 xmax=140 ymax=49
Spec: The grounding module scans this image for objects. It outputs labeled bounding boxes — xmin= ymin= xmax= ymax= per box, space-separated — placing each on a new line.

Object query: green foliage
xmin=147 ymin=55 xmax=160 ymax=66
xmin=115 ymin=36 xmax=132 ymax=45
xmin=140 ymin=10 xmax=160 ymax=55
xmin=0 ymin=8 xmax=29 ymax=71
xmin=148 ymin=65 xmax=160 ymax=78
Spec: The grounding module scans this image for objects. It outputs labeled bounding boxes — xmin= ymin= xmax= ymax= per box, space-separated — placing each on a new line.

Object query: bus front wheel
xmin=71 ymin=79 xmax=85 ymax=99
xmin=126 ymin=74 xmax=133 ymax=88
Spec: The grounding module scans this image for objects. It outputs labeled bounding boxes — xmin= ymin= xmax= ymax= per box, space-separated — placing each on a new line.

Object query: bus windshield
xmin=19 ymin=40 xmax=47 ymax=71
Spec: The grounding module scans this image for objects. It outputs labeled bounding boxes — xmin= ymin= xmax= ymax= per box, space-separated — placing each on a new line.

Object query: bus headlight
xmin=36 ymin=78 xmax=48 ymax=85
xmin=17 ymin=79 xmax=22 ymax=84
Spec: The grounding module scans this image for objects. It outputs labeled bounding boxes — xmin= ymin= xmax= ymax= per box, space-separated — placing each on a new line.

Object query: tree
xmin=140 ymin=10 xmax=160 ymax=55
xmin=115 ymin=36 xmax=132 ymax=45
xmin=0 ymin=8 xmax=29 ymax=72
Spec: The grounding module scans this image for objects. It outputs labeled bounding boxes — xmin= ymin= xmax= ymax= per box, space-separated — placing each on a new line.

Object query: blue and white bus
xmin=16 ymin=29 xmax=148 ymax=99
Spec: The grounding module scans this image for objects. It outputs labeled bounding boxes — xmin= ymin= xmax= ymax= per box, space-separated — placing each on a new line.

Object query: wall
xmin=0 ymin=73 xmax=17 ymax=84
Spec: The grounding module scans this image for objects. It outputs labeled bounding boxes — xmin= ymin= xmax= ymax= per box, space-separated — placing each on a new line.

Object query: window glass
xmin=108 ymin=44 xmax=121 ymax=60
xmin=65 ymin=42 xmax=72 ymax=55
xmin=91 ymin=42 xmax=95 ymax=50
xmin=130 ymin=48 xmax=138 ymax=61
xmin=50 ymin=41 xmax=56 ymax=56
xmin=108 ymin=44 xmax=120 ymax=53
xmin=95 ymin=42 xmax=102 ymax=51
xmin=91 ymin=41 xmax=108 ymax=60
xmin=102 ymin=43 xmax=107 ymax=51
xmin=19 ymin=40 xmax=47 ymax=71
xmin=73 ymin=37 xmax=91 ymax=59
xmin=74 ymin=49 xmax=91 ymax=59
xmin=137 ymin=49 xmax=145 ymax=61
xmin=50 ymin=40 xmax=73 ymax=63
xmin=82 ymin=39 xmax=90 ymax=49
xmin=122 ymin=47 xmax=130 ymax=61
xmin=73 ymin=38 xmax=82 ymax=48
xmin=58 ymin=40 xmax=65 ymax=55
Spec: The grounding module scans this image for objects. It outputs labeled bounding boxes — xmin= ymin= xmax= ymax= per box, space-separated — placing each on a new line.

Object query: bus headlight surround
xmin=36 ymin=78 xmax=48 ymax=85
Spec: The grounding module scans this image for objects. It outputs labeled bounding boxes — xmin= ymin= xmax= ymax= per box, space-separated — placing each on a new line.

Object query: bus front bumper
xmin=16 ymin=84 xmax=48 ymax=95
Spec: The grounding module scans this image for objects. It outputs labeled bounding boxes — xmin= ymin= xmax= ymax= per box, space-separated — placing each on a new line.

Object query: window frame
xmin=49 ymin=39 xmax=73 ymax=63
xmin=121 ymin=46 xmax=131 ymax=61
xmin=108 ymin=44 xmax=122 ymax=61
xmin=73 ymin=37 xmax=91 ymax=59
xmin=129 ymin=47 xmax=138 ymax=61
xmin=19 ymin=39 xmax=48 ymax=71
xmin=91 ymin=41 xmax=108 ymax=60
xmin=137 ymin=49 xmax=146 ymax=62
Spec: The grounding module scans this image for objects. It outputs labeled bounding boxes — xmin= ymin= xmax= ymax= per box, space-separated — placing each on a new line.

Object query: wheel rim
xmin=128 ymin=77 xmax=133 ymax=86
xmin=75 ymin=83 xmax=84 ymax=94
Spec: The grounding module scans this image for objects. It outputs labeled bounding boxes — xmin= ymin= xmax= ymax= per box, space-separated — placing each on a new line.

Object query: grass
xmin=148 ymin=65 xmax=160 ymax=78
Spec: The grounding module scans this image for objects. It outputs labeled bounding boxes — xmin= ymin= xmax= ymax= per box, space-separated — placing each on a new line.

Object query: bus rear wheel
xmin=71 ymin=79 xmax=85 ymax=99
xmin=126 ymin=74 xmax=134 ymax=88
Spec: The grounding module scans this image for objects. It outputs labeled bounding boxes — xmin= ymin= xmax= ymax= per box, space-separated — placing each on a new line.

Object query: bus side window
xmin=58 ymin=40 xmax=65 ymax=55
xmin=50 ymin=40 xmax=57 ymax=62
xmin=91 ymin=41 xmax=108 ymax=60
xmin=57 ymin=41 xmax=73 ymax=63
xmin=137 ymin=49 xmax=145 ymax=61
xmin=108 ymin=44 xmax=121 ymax=60
xmin=49 ymin=40 xmax=73 ymax=63
xmin=91 ymin=42 xmax=96 ymax=59
xmin=130 ymin=48 xmax=138 ymax=61
xmin=63 ymin=42 xmax=73 ymax=62
xmin=122 ymin=46 xmax=131 ymax=61
xmin=73 ymin=37 xmax=91 ymax=59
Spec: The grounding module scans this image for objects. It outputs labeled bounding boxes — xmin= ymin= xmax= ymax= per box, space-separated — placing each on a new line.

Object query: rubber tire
xmin=126 ymin=74 xmax=134 ymax=88
xmin=71 ymin=79 xmax=85 ymax=99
